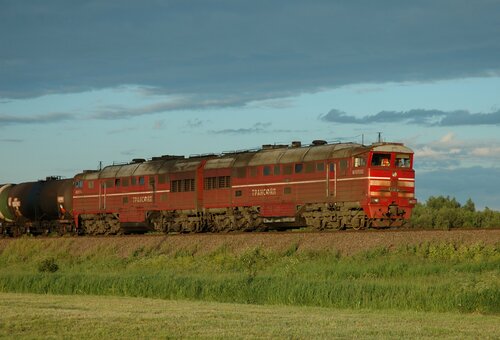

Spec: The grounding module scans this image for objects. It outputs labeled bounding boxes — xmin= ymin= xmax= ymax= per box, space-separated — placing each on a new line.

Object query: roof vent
xmin=312 ymin=140 xmax=327 ymax=146
xmin=189 ymin=153 xmax=218 ymax=159
xmin=152 ymin=155 xmax=184 ymax=161
xmin=262 ymin=144 xmax=289 ymax=150
xmin=291 ymin=141 xmax=302 ymax=148
xmin=45 ymin=176 xmax=62 ymax=181
xmin=132 ymin=158 xmax=146 ymax=163
xmin=162 ymin=155 xmax=185 ymax=160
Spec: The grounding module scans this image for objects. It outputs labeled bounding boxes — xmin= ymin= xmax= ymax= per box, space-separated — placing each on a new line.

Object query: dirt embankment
xmin=0 ymin=229 xmax=498 ymax=257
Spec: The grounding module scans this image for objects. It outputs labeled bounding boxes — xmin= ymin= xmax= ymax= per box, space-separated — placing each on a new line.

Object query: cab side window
xmin=354 ymin=157 xmax=366 ymax=167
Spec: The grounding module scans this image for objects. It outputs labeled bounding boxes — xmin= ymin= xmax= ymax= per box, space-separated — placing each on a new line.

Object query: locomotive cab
xmin=366 ymin=144 xmax=416 ymax=227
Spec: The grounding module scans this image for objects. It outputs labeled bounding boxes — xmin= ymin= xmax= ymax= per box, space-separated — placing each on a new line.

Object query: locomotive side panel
xmin=167 ymin=171 xmax=198 ymax=210
xmin=203 ymin=167 xmax=232 ymax=209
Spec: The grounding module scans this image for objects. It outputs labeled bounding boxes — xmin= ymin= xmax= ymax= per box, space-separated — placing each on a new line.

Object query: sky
xmin=1 ymin=1 xmax=499 ymax=209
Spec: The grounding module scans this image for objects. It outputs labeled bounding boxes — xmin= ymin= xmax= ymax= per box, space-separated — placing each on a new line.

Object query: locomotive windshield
xmin=371 ymin=153 xmax=391 ymax=167
xmin=396 ymin=154 xmax=411 ymax=168
xmin=371 ymin=153 xmax=412 ymax=168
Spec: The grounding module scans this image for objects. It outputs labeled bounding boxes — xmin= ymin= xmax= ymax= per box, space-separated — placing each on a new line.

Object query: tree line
xmin=410 ymin=196 xmax=500 ymax=229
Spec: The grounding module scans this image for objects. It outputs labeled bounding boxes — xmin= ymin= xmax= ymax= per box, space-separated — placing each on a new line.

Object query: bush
xmin=38 ymin=258 xmax=59 ymax=273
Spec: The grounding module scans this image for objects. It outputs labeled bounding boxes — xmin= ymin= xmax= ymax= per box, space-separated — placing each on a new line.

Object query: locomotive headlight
xmin=409 ymin=199 xmax=417 ymax=205
xmin=371 ymin=197 xmax=380 ymax=204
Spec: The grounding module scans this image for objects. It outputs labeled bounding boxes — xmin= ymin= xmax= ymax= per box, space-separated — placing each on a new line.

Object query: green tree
xmin=463 ymin=198 xmax=475 ymax=212
xmin=410 ymin=196 xmax=500 ymax=229
xmin=482 ymin=207 xmax=500 ymax=228
xmin=426 ymin=196 xmax=461 ymax=210
xmin=410 ymin=203 xmax=433 ymax=228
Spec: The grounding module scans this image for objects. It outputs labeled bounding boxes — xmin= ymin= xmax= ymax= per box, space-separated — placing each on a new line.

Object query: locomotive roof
xmin=76 ymin=158 xmax=204 ymax=180
xmin=205 ymin=142 xmax=367 ymax=169
xmin=75 ymin=141 xmax=413 ymax=179
xmin=371 ymin=143 xmax=413 ymax=154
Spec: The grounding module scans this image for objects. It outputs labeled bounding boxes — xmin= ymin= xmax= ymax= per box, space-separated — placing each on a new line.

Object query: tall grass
xmin=0 ymin=238 xmax=498 ymax=314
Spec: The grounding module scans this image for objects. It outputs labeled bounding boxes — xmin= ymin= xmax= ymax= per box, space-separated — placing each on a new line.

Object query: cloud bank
xmin=1 ymin=0 xmax=499 ymax=101
xmin=321 ymin=109 xmax=500 ymax=126
xmin=0 ymin=112 xmax=74 ymax=125
xmin=412 ymin=132 xmax=500 ymax=171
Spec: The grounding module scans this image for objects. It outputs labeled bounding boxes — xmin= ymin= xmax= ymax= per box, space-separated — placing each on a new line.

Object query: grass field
xmin=0 ymin=292 xmax=499 ymax=339
xmin=0 ymin=236 xmax=498 ymax=314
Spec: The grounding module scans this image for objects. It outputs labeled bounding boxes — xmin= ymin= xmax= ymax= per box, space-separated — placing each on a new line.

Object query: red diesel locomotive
xmin=71 ymin=140 xmax=416 ymax=234
xmin=0 ymin=140 xmax=416 ymax=235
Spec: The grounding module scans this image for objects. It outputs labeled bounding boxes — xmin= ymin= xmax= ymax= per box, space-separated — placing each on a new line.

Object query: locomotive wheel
xmin=351 ymin=220 xmax=362 ymax=230
xmin=148 ymin=212 xmax=167 ymax=233
xmin=351 ymin=216 xmax=367 ymax=230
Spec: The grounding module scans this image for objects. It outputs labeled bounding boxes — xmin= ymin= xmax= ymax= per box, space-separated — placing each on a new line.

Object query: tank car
xmin=0 ymin=184 xmax=16 ymax=233
xmin=0 ymin=177 xmax=74 ymax=235
xmin=7 ymin=181 xmax=44 ymax=234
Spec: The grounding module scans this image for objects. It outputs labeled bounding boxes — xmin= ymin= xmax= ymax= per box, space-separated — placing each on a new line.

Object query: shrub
xmin=38 ymin=258 xmax=59 ymax=273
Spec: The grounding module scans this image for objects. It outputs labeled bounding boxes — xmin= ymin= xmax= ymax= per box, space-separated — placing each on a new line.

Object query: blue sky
xmin=1 ymin=1 xmax=499 ymax=209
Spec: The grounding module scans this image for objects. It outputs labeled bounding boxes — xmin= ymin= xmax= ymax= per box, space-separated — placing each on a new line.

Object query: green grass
xmin=1 ymin=292 xmax=499 ymax=339
xmin=0 ymin=238 xmax=498 ymax=314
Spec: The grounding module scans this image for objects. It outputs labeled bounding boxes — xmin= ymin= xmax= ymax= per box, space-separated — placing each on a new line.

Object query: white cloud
xmin=439 ymin=132 xmax=455 ymax=144
xmin=414 ymin=146 xmax=444 ymax=159
xmin=414 ymin=133 xmax=500 ymax=171
xmin=471 ymin=146 xmax=500 ymax=157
